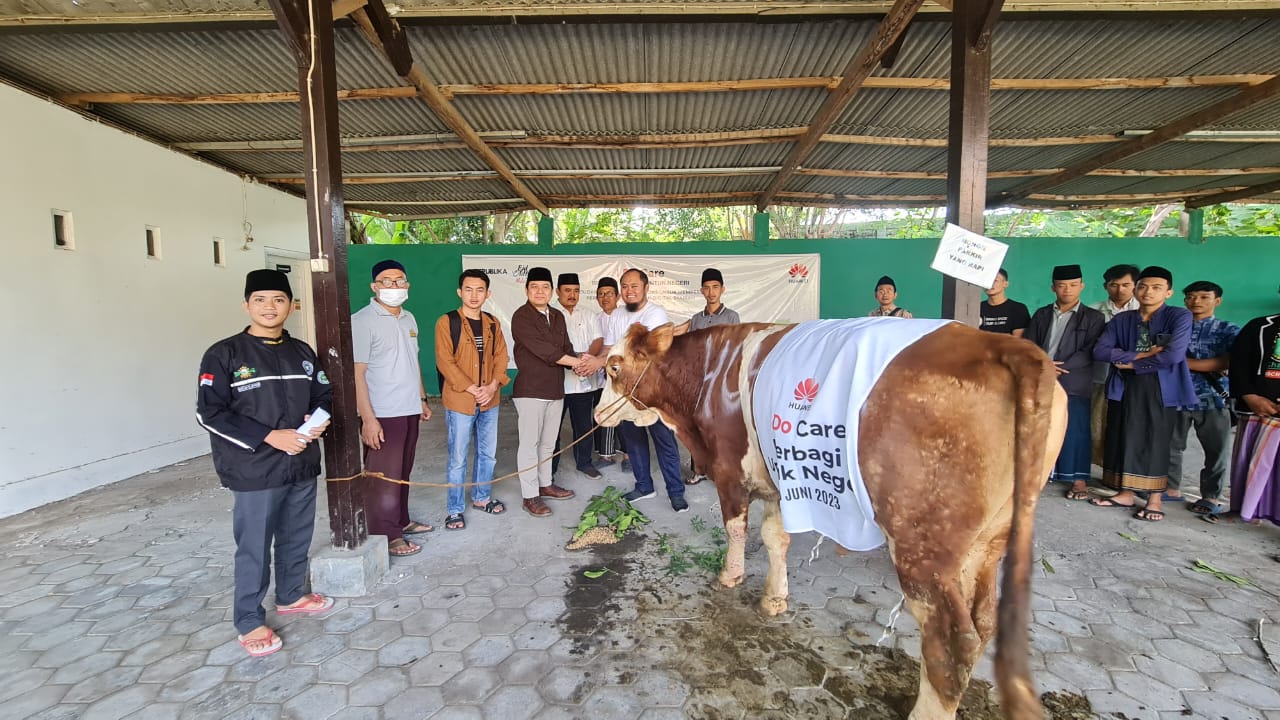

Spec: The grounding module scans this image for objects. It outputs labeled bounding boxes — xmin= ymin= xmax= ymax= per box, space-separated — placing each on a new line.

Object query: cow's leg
xmin=758 ymin=499 xmax=791 ymax=616
xmin=712 ymin=470 xmax=749 ymax=589
xmin=902 ymin=578 xmax=984 ymax=720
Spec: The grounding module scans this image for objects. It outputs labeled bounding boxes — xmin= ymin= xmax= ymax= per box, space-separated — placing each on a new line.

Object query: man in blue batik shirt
xmin=1170 ymin=281 xmax=1240 ymax=516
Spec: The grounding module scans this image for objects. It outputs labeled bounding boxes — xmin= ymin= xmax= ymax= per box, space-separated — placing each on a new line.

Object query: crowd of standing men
xmin=974 ymin=262 xmax=1280 ymax=530
xmin=196 ymin=259 xmax=1279 ymax=658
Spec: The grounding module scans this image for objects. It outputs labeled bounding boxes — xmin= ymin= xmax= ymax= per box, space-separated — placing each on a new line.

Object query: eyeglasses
xmin=376 ymin=278 xmax=409 ymax=288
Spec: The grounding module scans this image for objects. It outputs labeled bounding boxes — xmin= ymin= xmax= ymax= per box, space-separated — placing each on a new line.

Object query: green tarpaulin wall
xmin=349 ymin=236 xmax=1278 ymax=395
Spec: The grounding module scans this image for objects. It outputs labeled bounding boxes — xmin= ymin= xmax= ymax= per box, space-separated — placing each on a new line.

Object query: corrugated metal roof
xmin=1 ymin=12 xmax=1277 ymax=212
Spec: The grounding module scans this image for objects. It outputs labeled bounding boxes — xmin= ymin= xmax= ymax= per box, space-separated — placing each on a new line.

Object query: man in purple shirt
xmin=1088 ymin=266 xmax=1196 ymax=522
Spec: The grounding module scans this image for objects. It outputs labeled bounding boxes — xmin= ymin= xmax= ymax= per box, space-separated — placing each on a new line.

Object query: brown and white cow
xmin=595 ymin=321 xmax=1067 ymax=720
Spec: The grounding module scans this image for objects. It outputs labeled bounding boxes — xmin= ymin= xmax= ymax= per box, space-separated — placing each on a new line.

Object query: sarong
xmin=1102 ymin=373 xmax=1176 ymax=493
xmin=1051 ymin=395 xmax=1092 ymax=483
xmin=1230 ymin=415 xmax=1280 ymax=525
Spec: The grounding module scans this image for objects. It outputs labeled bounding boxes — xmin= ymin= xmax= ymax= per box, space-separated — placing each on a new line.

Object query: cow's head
xmin=595 ymin=322 xmax=675 ymax=428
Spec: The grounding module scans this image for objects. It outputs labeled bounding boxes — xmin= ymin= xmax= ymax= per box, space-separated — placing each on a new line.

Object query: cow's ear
xmin=650 ymin=323 xmax=674 ymax=354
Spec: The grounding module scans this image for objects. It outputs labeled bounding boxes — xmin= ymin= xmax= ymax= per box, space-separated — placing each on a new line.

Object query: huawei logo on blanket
xmin=788 ymin=263 xmax=810 ymax=279
xmin=794 ymin=378 xmax=820 ymax=402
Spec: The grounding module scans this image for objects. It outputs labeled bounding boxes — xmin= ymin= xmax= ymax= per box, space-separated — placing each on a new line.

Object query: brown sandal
xmin=388 ymin=538 xmax=422 ymax=556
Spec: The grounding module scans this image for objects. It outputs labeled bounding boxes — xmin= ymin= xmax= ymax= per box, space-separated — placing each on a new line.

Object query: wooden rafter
xmin=756 ymin=0 xmax=926 ymax=211
xmin=6 ymin=1 xmax=1276 ymax=26
xmin=347 ymin=6 xmax=548 ymax=214
xmin=259 ymin=165 xmax=1280 ymax=185
xmin=994 ymin=74 xmax=1280 ymax=205
xmin=57 ymin=74 xmax=1277 ymax=108
xmin=1185 ymin=176 xmax=1280 ymax=208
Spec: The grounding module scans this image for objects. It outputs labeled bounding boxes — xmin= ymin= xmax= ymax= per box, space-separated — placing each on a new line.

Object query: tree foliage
xmin=349 ymin=202 xmax=1280 ymax=244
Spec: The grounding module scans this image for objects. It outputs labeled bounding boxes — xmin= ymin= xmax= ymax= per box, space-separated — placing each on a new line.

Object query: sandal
xmin=445 ymin=513 xmax=466 ymax=530
xmin=1200 ymin=513 xmax=1220 ymax=525
xmin=403 ymin=521 xmax=435 ymax=534
xmin=473 ymin=499 xmax=505 ymax=515
xmin=1133 ymin=508 xmax=1165 ymax=522
xmin=276 ymin=593 xmax=335 ymax=615
xmin=388 ymin=538 xmax=422 ymax=557
xmin=1088 ymin=496 xmax=1135 ymax=509
xmin=238 ymin=627 xmax=283 ymax=657
xmin=1066 ymin=487 xmax=1090 ymax=501
xmin=1189 ymin=499 xmax=1225 ymax=516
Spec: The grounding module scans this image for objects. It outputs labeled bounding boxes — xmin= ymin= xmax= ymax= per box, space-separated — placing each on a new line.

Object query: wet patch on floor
xmin=560 ymin=534 xmax=1095 ymax=718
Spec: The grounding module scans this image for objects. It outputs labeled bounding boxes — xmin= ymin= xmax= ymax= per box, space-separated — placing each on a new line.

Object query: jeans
xmin=1168 ymin=407 xmax=1232 ymax=499
xmin=445 ymin=407 xmax=498 ymax=515
xmin=620 ymin=420 xmax=684 ymax=500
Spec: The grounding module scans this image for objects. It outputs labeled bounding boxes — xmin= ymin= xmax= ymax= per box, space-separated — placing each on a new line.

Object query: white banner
xmin=462 ymin=254 xmax=821 ymax=368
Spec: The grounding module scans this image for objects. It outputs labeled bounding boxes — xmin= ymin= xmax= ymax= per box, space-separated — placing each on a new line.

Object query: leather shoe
xmin=522 ymin=497 xmax=552 ymax=516
xmin=540 ymin=484 xmax=575 ymax=500
xmin=579 ymin=466 xmax=603 ymax=479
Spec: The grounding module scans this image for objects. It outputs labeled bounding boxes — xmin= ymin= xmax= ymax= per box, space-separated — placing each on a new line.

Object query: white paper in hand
xmin=296 ymin=408 xmax=330 ymax=436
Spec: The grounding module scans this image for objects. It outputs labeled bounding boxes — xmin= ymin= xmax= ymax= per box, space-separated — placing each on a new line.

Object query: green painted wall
xmin=350 ymin=235 xmax=1278 ymax=394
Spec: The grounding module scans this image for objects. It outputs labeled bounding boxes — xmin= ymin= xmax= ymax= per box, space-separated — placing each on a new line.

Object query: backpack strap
xmin=436 ymin=310 xmax=463 ymax=394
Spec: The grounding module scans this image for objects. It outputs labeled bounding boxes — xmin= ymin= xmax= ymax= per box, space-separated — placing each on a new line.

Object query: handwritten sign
xmin=930 ymin=223 xmax=1009 ymax=289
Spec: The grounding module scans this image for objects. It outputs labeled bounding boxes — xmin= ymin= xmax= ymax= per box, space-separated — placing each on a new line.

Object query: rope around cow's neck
xmin=326 ymin=360 xmax=657 ymax=489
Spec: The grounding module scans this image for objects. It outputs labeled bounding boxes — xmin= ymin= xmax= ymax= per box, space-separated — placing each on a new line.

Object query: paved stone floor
xmin=3 ymin=399 xmax=1280 ymax=720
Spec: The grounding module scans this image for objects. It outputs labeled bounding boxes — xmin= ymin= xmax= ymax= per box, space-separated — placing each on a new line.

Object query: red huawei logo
xmin=794 ymin=378 xmax=820 ymax=402
xmin=788 ymin=263 xmax=809 ymax=279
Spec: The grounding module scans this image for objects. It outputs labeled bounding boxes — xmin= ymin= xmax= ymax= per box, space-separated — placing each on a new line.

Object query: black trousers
xmin=231 ymin=480 xmax=317 ymax=634
xmin=554 ymin=390 xmax=599 ymax=475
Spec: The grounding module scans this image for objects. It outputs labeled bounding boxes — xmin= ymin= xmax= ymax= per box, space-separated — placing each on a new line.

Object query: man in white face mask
xmin=351 ymin=259 xmax=434 ymax=558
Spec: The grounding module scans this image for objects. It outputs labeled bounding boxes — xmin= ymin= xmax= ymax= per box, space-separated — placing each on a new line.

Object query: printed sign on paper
xmin=930 ymin=223 xmax=1009 ymax=289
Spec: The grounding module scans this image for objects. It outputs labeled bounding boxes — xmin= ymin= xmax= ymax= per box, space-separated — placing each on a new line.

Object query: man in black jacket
xmin=196 ymin=269 xmax=334 ymax=657
xmin=1024 ymin=264 xmax=1106 ymax=500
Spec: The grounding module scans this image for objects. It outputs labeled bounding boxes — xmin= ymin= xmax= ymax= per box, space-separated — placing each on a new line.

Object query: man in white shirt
xmin=585 ymin=269 xmax=688 ymax=512
xmin=552 ymin=273 xmax=605 ymax=479
xmin=1090 ymin=264 xmax=1141 ymax=467
xmin=592 ymin=277 xmax=625 ymax=467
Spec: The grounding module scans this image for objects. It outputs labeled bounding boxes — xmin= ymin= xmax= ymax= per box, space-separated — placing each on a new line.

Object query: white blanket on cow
xmin=752 ymin=318 xmax=953 ymax=551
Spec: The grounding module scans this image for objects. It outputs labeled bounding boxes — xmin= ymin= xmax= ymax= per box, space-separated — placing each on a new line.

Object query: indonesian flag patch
xmin=199 ymin=373 xmax=215 ymax=387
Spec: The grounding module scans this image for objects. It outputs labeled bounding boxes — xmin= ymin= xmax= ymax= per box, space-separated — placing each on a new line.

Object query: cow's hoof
xmin=717 ymin=572 xmax=744 ymax=589
xmin=759 ymin=596 xmax=788 ymax=616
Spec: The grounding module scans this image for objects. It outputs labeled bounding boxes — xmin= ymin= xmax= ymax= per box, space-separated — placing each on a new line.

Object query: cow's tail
xmin=994 ymin=345 xmax=1055 ymax=720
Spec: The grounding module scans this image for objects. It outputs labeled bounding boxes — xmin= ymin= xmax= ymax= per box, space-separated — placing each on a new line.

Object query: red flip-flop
xmin=238 ymin=628 xmax=283 ymax=657
xmin=276 ymin=593 xmax=334 ymax=615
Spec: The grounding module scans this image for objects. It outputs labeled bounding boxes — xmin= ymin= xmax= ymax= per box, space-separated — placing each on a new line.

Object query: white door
xmin=264 ymin=250 xmax=316 ymax=348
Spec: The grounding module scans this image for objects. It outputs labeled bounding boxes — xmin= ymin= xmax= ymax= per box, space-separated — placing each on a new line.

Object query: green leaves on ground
xmin=572 ymin=486 xmax=651 ymax=541
xmin=1117 ymin=532 xmax=1141 ymax=542
xmin=1193 ymin=559 xmax=1256 ymax=588
xmin=582 ymin=567 xmax=614 ymax=579
xmin=657 ymin=519 xmax=729 ymax=577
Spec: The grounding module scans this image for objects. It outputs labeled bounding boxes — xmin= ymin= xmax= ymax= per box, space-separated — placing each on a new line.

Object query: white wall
xmin=0 ymin=83 xmax=311 ymax=517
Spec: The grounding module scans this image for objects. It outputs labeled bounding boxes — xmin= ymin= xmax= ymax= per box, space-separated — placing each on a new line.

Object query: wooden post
xmin=268 ymin=0 xmax=367 ymax=549
xmin=942 ymin=0 xmax=1002 ymax=325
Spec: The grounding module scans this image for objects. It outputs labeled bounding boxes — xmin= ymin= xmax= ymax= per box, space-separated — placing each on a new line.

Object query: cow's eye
xmin=607 ymin=363 xmax=619 ymax=377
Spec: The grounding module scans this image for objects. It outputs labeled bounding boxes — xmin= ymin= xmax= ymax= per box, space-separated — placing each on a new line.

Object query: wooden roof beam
xmin=348 ymin=4 xmax=548 ymax=215
xmin=993 ymin=74 xmax=1280 ymax=205
xmin=755 ymin=0 xmax=926 ymax=212
xmin=1185 ymin=176 xmax=1280 ymax=208
xmin=57 ymin=74 xmax=1277 ymax=107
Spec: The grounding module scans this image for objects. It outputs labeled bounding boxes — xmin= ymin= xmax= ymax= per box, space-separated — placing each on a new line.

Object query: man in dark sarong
xmin=1089 ymin=266 xmax=1196 ymax=522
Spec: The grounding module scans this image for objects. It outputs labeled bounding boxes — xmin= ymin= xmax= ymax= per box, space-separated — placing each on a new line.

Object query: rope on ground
xmin=806 ymin=534 xmax=825 ymax=565
xmin=324 ymin=391 xmax=637 ymax=489
xmin=876 ymin=593 xmax=905 ymax=648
